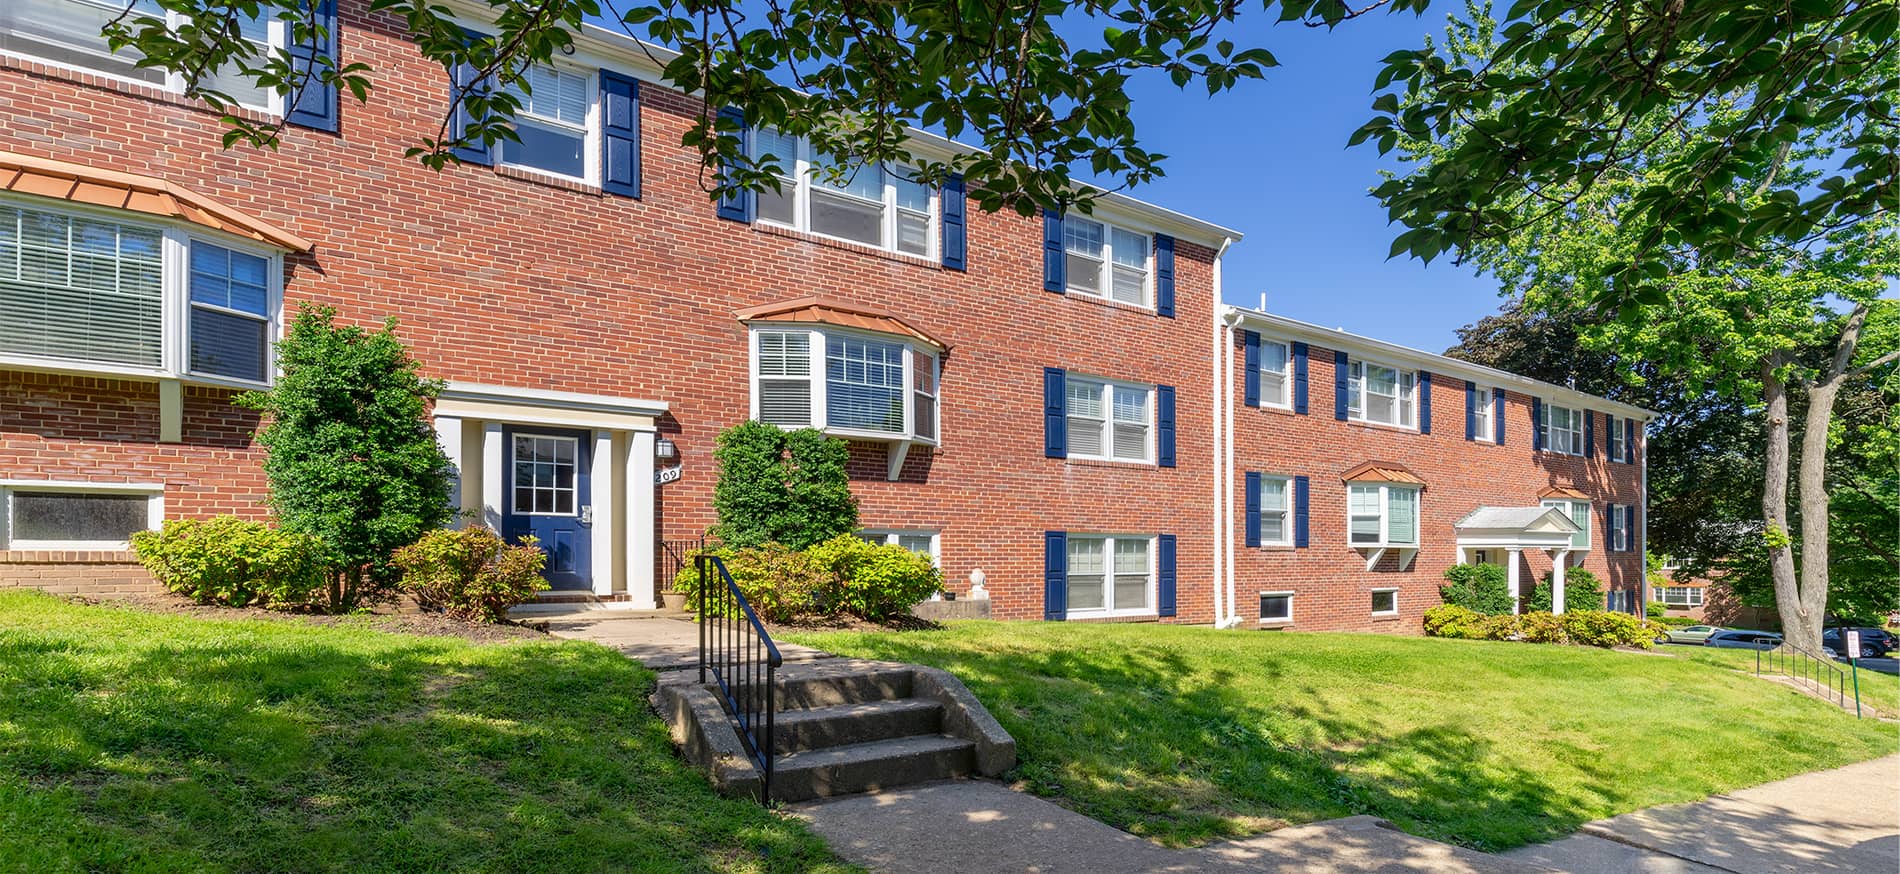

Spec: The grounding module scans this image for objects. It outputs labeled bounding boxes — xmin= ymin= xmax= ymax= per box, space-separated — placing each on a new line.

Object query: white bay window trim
xmin=747 ymin=326 xmax=942 ymax=478
xmin=1347 ymin=481 xmax=1421 ymax=570
xmin=1541 ymin=498 xmax=1592 ymax=552
xmin=0 ymin=479 xmax=164 ymax=550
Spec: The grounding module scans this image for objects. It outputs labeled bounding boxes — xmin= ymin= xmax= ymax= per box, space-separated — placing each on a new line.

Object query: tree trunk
xmin=1759 ymin=356 xmax=1806 ymax=647
xmin=1785 ymin=303 xmax=1879 ymax=653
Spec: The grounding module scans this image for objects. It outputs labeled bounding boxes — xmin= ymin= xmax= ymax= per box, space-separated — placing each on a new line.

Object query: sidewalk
xmin=1503 ymin=754 xmax=1900 ymax=873
xmin=542 ymin=613 xmax=832 ymax=670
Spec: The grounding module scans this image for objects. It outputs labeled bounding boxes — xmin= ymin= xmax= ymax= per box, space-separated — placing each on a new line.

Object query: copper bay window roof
xmin=0 ymin=150 xmax=312 ymax=251
xmin=733 ymin=295 xmax=948 ymax=350
xmin=1340 ymin=461 xmax=1426 ymax=486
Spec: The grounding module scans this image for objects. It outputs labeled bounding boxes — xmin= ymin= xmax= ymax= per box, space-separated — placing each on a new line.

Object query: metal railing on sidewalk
xmin=696 ymin=553 xmax=783 ymax=799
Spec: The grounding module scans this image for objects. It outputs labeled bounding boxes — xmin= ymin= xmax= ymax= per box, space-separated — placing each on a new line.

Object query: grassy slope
xmin=786 ymin=622 xmax=1898 ymax=851
xmin=0 ymin=591 xmax=852 ymax=874
xmin=1664 ymin=643 xmax=1900 ymax=716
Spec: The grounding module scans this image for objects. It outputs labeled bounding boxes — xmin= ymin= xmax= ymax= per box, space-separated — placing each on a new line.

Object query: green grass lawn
xmin=0 ymin=590 xmax=852 ymax=874
xmin=1660 ymin=643 xmax=1900 ymax=717
xmin=785 ymin=622 xmax=1899 ymax=851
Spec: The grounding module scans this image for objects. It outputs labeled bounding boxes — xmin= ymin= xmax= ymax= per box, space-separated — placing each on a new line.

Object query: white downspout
xmin=1639 ymin=415 xmax=1650 ymax=614
xmin=1210 ymin=237 xmax=1234 ymax=627
xmin=1222 ymin=310 xmax=1239 ymax=627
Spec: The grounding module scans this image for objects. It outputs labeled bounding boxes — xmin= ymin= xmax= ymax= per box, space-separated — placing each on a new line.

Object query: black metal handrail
xmin=1757 ymin=642 xmax=1851 ymax=712
xmin=697 ymin=553 xmax=783 ymax=800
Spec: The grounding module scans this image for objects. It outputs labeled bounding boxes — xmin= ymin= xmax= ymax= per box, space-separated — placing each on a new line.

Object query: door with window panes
xmin=501 ymin=427 xmax=592 ymax=590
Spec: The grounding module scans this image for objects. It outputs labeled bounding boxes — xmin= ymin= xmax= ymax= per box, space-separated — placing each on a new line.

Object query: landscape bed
xmin=0 ymin=591 xmax=853 ymax=874
xmin=785 ymin=621 xmax=1899 ymax=851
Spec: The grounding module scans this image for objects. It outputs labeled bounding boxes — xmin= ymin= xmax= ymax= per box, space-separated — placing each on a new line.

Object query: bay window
xmin=1063 ymin=216 xmax=1150 ymax=305
xmin=1 ymin=0 xmax=286 ymax=113
xmin=1348 ymin=483 xmax=1419 ymax=547
xmin=749 ymin=327 xmax=940 ymax=443
xmin=1347 ymin=359 xmax=1417 ymax=428
xmin=500 ymin=64 xmax=593 ymax=181
xmin=1541 ymin=498 xmax=1592 ymax=551
xmin=1066 ymin=534 xmax=1153 ymax=616
xmin=1065 ymin=377 xmax=1152 ymax=463
xmin=751 ymin=131 xmax=937 ymax=258
xmin=1542 ymin=402 xmax=1585 ymax=455
xmin=0 ymin=199 xmax=279 ymax=385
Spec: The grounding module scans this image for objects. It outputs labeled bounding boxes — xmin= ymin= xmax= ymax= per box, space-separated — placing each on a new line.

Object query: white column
xmin=481 ymin=422 xmax=504 ymax=530
xmin=1507 ymin=548 xmax=1522 ymax=615
xmin=590 ymin=429 xmax=616 ymax=597
xmin=433 ymin=416 xmax=465 ymax=527
xmin=1551 ymin=550 xmax=1569 ymax=615
xmin=626 ymin=429 xmax=658 ymax=610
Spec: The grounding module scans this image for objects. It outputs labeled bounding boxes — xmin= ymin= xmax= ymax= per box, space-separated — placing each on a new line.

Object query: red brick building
xmin=0 ymin=2 xmax=1651 ymax=627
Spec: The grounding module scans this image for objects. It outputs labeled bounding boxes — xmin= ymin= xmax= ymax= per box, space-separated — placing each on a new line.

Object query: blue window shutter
xmin=1333 ymin=350 xmax=1350 ymax=421
xmin=1493 ymin=388 xmax=1506 ymax=444
xmin=1293 ymin=475 xmax=1311 ymax=548
xmin=1242 ymin=331 xmax=1261 ymax=407
xmin=941 ymin=173 xmax=967 ymax=270
xmin=1043 ymin=367 xmax=1067 ymax=458
xmin=1418 ymin=371 xmax=1433 ymax=434
xmin=1606 ymin=414 xmax=1617 ymax=459
xmin=1043 ymin=531 xmax=1068 ymax=620
xmin=1604 ymin=504 xmax=1616 ymax=552
xmin=1625 ymin=418 xmax=1636 ymax=463
xmin=1244 ymin=472 xmax=1261 ymax=547
xmin=448 ymin=30 xmax=492 ymax=165
xmin=285 ymin=0 xmax=338 ymax=131
xmin=1292 ymin=342 xmax=1309 ymax=415
xmin=1154 ymin=234 xmax=1175 ymax=317
xmin=599 ymin=70 xmax=641 ymax=198
xmin=1584 ymin=409 xmax=1596 ymax=458
xmin=1157 ymin=534 xmax=1177 ymax=617
xmin=1156 ymin=384 xmax=1176 ymax=467
xmin=1465 ymin=380 xmax=1477 ymax=441
xmin=714 ymin=107 xmax=752 ymax=221
xmin=1042 ymin=210 xmax=1065 ymax=292
xmin=1532 ymin=397 xmax=1545 ymax=451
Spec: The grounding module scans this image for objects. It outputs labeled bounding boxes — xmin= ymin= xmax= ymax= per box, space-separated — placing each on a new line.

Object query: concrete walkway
xmin=1504 ymin=754 xmax=1900 ymax=873
xmin=793 ymin=780 xmax=1553 ymax=874
xmin=541 ymin=613 xmax=831 ymax=670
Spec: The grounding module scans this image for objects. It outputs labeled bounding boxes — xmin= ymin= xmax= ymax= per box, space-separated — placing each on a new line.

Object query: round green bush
xmin=1440 ymin=563 xmax=1514 ymax=615
xmin=131 ymin=516 xmax=326 ymax=608
xmin=392 ymin=526 xmax=548 ymax=623
xmin=1529 ymin=566 xmax=1605 ymax=613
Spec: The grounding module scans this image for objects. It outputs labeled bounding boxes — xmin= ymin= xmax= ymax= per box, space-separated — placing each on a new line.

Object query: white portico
xmin=1453 ymin=506 xmax=1583 ymax=615
xmin=432 ymin=382 xmax=668 ymax=608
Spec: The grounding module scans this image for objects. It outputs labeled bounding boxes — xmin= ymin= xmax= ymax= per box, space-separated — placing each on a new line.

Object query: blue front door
xmin=502 ymin=427 xmax=592 ymax=590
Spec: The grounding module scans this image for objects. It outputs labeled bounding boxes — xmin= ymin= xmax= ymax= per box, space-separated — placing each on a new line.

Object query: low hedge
xmin=131 ymin=516 xmax=326 ymax=608
xmin=1439 ymin=563 xmax=1513 ymax=615
xmin=674 ymin=534 xmax=941 ymax=623
xmin=392 ymin=526 xmax=547 ymax=623
xmin=1423 ymin=604 xmax=1667 ymax=649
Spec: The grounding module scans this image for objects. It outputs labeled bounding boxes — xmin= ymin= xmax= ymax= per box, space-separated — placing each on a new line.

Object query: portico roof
xmin=1456 ymin=506 xmax=1580 ymax=533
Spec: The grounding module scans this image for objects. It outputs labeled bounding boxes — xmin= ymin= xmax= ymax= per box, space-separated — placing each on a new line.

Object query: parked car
xmin=1705 ymin=630 xmax=1784 ymax=651
xmin=1823 ymin=628 xmax=1897 ymax=658
xmin=1660 ymin=624 xmax=1726 ymax=645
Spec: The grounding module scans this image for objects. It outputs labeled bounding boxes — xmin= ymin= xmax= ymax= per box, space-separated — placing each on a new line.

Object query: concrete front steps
xmin=656 ymin=659 xmax=1015 ymax=803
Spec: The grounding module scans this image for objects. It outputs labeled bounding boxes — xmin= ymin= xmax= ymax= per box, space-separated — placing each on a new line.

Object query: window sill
xmin=1370 ymin=613 xmax=1400 ymax=622
xmin=493 ymin=164 xmax=604 ymax=195
xmin=1057 ymin=291 xmax=1159 ymax=317
xmin=1066 ymin=611 xmax=1159 ymax=623
xmin=752 ymin=222 xmax=941 ymax=270
xmin=1345 ymin=418 xmax=1421 ymax=435
xmin=1064 ymin=456 xmax=1156 ymax=469
xmin=0 ymin=53 xmax=279 ymax=127
xmin=1258 ymin=618 xmax=1294 ymax=628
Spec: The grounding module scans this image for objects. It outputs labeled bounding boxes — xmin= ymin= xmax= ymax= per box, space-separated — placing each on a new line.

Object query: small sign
xmin=1846 ymin=630 xmax=1862 ymax=659
xmin=654 ymin=465 xmax=683 ymax=486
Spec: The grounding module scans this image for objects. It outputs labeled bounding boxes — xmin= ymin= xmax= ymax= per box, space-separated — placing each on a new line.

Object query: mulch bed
xmin=764 ymin=614 xmax=942 ymax=635
xmin=66 ymin=593 xmax=547 ymax=644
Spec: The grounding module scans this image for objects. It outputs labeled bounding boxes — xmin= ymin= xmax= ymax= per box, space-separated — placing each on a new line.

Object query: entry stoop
xmin=654 ymin=659 xmax=1015 ymax=803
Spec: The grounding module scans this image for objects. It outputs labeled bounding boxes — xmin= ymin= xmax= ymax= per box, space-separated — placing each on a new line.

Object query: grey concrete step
xmin=773 ymin=660 xmax=914 ymax=708
xmin=774 ymin=698 xmax=944 ymax=753
xmin=770 ymin=734 xmax=975 ymax=802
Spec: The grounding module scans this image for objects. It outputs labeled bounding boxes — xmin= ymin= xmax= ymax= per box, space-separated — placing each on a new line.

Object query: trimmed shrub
xmin=675 ymin=543 xmax=829 ymax=623
xmin=1562 ymin=610 xmax=1656 ymax=649
xmin=392 ymin=526 xmax=547 ymax=623
xmin=710 ymin=421 xmax=858 ymax=550
xmin=1423 ymin=604 xmax=1483 ymax=638
xmin=1646 ymin=600 xmax=1667 ymax=619
xmin=1440 ymin=563 xmax=1514 ymax=615
xmin=131 ymin=517 xmax=326 ymax=608
xmin=807 ymin=534 xmax=942 ymax=621
xmin=1529 ymin=567 xmax=1605 ymax=613
xmin=1655 ymin=615 xmax=1698 ymax=628
xmin=1517 ymin=611 xmax=1566 ymax=643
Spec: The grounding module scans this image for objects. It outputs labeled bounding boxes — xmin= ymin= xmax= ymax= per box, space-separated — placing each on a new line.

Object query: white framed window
xmin=1066 ymin=534 xmax=1154 ymax=617
xmin=1608 ymin=504 xmax=1634 ymax=552
xmin=1661 ymin=555 xmax=1683 ymax=571
xmin=0 ymin=0 xmax=287 ymax=115
xmin=499 ymin=64 xmax=597 ymax=183
xmin=752 ymin=131 xmax=937 ymax=258
xmin=0 ymin=197 xmax=283 ymax=387
xmin=1260 ymin=590 xmax=1294 ymax=624
xmin=748 ymin=327 xmax=940 ymax=444
xmin=1258 ymin=339 xmax=1291 ymax=409
xmin=0 ymin=480 xmax=163 ymax=550
xmin=1259 ymin=475 xmax=1291 ymax=546
xmin=509 ymin=434 xmax=578 ymax=516
xmin=1658 ymin=586 xmax=1704 ymax=607
xmin=1541 ymin=498 xmax=1592 ymax=551
xmin=1347 ymin=359 xmax=1418 ymax=428
xmin=856 ymin=529 xmax=940 ymax=566
xmin=1473 ymin=386 xmax=1495 ymax=442
xmin=1348 ymin=483 xmax=1420 ymax=547
xmin=1370 ymin=588 xmax=1399 ymax=616
xmin=1065 ymin=376 xmax=1152 ymax=463
xmin=1542 ymin=402 xmax=1585 ymax=455
xmin=1063 ymin=216 xmax=1151 ymax=306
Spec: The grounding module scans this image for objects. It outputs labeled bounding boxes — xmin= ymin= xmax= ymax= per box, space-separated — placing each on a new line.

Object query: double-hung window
xmin=1065 ymin=377 xmax=1151 ymax=463
xmin=749 ymin=328 xmax=939 ymax=443
xmin=1258 ymin=339 xmax=1291 ymax=408
xmin=857 ymin=529 xmax=940 ymax=565
xmin=1348 ymin=483 xmax=1419 ymax=546
xmin=1066 ymin=534 xmax=1153 ymax=616
xmin=751 ymin=131 xmax=937 ymax=258
xmin=1259 ymin=475 xmax=1291 ymax=546
xmin=1542 ymin=403 xmax=1585 ymax=455
xmin=500 ymin=64 xmax=594 ymax=181
xmin=1658 ymin=586 xmax=1703 ymax=607
xmin=1542 ymin=498 xmax=1591 ymax=551
xmin=1347 ymin=359 xmax=1417 ymax=428
xmin=1606 ymin=416 xmax=1627 ymax=461
xmin=0 ymin=199 xmax=279 ymax=385
xmin=1473 ymin=386 xmax=1495 ymax=441
xmin=1063 ymin=217 xmax=1150 ymax=305
xmin=1 ymin=1 xmax=286 ymax=114
xmin=1608 ymin=504 xmax=1634 ymax=552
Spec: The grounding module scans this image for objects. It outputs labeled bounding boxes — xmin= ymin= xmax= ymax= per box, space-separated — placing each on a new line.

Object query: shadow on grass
xmin=0 ymin=596 xmax=848 ymax=873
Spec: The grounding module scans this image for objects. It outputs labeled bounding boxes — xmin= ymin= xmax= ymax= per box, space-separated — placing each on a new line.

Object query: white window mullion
xmin=807 ymin=329 xmax=827 ymax=429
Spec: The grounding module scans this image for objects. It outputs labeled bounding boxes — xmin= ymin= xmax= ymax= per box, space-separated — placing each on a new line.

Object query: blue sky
xmin=1082 ymin=12 xmax=1511 ymax=354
